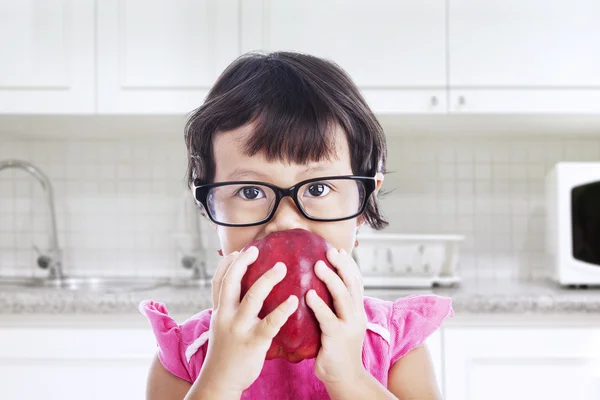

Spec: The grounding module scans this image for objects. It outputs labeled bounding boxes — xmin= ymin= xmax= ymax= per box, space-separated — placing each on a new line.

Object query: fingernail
xmin=315 ymin=260 xmax=324 ymax=270
xmin=286 ymin=295 xmax=297 ymax=304
xmin=274 ymin=262 xmax=285 ymax=272
xmin=246 ymin=246 xmax=257 ymax=253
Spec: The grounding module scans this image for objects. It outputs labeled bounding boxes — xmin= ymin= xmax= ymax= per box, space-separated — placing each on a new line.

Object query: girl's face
xmin=209 ymin=123 xmax=383 ymax=256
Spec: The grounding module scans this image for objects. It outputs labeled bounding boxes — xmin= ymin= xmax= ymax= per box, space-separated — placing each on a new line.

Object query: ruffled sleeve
xmin=139 ymin=300 xmax=212 ymax=383
xmin=388 ymin=294 xmax=453 ymax=366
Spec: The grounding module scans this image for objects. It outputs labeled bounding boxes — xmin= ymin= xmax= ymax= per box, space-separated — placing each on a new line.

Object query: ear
xmin=355 ymin=217 xmax=365 ymax=229
xmin=374 ymin=172 xmax=384 ymax=195
xmin=356 ymin=172 xmax=384 ymax=229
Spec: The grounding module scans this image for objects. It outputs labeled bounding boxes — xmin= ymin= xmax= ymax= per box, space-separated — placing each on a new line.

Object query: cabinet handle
xmin=430 ymin=96 xmax=439 ymax=107
xmin=458 ymin=95 xmax=466 ymax=106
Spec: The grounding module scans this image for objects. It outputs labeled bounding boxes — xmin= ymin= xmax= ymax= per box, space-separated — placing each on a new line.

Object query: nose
xmin=264 ymin=197 xmax=307 ymax=234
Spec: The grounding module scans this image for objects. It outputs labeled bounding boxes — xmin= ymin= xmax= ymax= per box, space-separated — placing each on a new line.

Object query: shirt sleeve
xmin=139 ymin=300 xmax=200 ymax=383
xmin=388 ymin=294 xmax=454 ymax=366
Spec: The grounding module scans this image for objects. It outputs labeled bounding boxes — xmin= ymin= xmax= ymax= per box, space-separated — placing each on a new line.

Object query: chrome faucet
xmin=181 ymin=252 xmax=209 ymax=281
xmin=0 ymin=159 xmax=64 ymax=280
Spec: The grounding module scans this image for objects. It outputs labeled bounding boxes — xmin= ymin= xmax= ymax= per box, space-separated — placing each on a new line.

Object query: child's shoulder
xmin=364 ymin=293 xmax=453 ymax=323
xmin=139 ymin=300 xmax=213 ymax=383
xmin=363 ymin=294 xmax=454 ymax=365
xmin=139 ymin=300 xmax=212 ymax=333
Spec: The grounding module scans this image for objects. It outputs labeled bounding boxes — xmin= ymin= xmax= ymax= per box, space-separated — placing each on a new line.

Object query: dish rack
xmin=353 ymin=233 xmax=465 ymax=288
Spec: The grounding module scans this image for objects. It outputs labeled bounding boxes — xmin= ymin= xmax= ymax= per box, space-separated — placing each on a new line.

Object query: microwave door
xmin=572 ymin=181 xmax=600 ymax=266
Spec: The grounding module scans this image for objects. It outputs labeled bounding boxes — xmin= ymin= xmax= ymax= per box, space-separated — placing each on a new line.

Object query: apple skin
xmin=240 ymin=228 xmax=336 ymax=363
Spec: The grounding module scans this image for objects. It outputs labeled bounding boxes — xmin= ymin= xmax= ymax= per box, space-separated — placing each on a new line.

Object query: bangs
xmin=241 ymin=75 xmax=341 ymax=164
xmin=213 ymin=53 xmax=348 ymax=165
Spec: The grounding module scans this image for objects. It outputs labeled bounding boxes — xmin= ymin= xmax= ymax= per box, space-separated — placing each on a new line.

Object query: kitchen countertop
xmin=1 ymin=277 xmax=600 ymax=315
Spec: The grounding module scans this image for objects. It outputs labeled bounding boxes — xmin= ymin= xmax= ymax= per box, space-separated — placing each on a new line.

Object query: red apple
xmin=240 ymin=228 xmax=336 ymax=363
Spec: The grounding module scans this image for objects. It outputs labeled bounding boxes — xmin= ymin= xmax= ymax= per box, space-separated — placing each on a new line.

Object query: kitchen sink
xmin=0 ymin=276 xmax=170 ymax=293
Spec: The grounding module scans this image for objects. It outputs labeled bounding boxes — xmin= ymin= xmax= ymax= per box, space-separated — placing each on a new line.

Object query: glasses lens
xmin=297 ymin=178 xmax=366 ymax=220
xmin=207 ymin=183 xmax=276 ymax=225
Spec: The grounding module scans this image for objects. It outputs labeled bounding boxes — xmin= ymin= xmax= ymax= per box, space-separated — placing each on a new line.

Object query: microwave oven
xmin=546 ymin=162 xmax=600 ymax=286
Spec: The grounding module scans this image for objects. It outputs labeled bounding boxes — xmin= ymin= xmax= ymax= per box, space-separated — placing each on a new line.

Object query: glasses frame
xmin=193 ymin=175 xmax=377 ymax=227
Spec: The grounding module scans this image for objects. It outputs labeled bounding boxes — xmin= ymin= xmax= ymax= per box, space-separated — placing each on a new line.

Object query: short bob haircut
xmin=184 ymin=51 xmax=388 ymax=230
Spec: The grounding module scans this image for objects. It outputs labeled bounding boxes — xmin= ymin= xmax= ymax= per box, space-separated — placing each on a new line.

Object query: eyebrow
xmin=226 ymin=168 xmax=272 ymax=181
xmin=301 ymin=164 xmax=330 ymax=174
xmin=226 ymin=164 xmax=335 ymax=181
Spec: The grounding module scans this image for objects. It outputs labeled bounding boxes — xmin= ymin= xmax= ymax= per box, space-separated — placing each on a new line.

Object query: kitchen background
xmin=2 ymin=130 xmax=600 ymax=281
xmin=2 ymin=1 xmax=600 ymax=400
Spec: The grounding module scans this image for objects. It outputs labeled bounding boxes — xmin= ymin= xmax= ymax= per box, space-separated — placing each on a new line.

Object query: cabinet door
xmin=448 ymin=0 xmax=600 ymax=113
xmin=426 ymin=330 xmax=444 ymax=397
xmin=0 ymin=328 xmax=157 ymax=400
xmin=444 ymin=328 xmax=600 ymax=400
xmin=97 ymin=0 xmax=240 ymax=114
xmin=241 ymin=0 xmax=447 ymax=114
xmin=0 ymin=0 xmax=95 ymax=114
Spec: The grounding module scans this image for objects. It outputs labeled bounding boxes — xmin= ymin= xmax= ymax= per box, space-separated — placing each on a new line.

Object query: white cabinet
xmin=0 ymin=327 xmax=156 ymax=400
xmin=448 ymin=0 xmax=600 ymax=113
xmin=241 ymin=0 xmax=447 ymax=114
xmin=5 ymin=1 xmax=600 ymax=116
xmin=426 ymin=330 xmax=444 ymax=397
xmin=96 ymin=0 xmax=240 ymax=114
xmin=3 ymin=317 xmax=600 ymax=400
xmin=444 ymin=328 xmax=600 ymax=400
xmin=0 ymin=0 xmax=95 ymax=114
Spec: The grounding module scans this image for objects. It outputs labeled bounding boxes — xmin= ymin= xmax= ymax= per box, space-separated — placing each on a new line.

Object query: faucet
xmin=181 ymin=253 xmax=209 ymax=282
xmin=0 ymin=159 xmax=64 ymax=280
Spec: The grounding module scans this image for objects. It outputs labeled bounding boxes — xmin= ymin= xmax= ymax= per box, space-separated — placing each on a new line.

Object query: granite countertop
xmin=1 ymin=277 xmax=600 ymax=315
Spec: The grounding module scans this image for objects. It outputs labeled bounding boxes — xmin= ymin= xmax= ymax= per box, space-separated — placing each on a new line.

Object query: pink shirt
xmin=140 ymin=294 xmax=453 ymax=399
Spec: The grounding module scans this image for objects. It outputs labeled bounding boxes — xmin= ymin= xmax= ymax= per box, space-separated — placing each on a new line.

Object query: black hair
xmin=185 ymin=51 xmax=388 ymax=230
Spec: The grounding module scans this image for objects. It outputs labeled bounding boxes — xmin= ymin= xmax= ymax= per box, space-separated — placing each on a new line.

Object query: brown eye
xmin=305 ymin=183 xmax=331 ymax=197
xmin=236 ymin=186 xmax=264 ymax=200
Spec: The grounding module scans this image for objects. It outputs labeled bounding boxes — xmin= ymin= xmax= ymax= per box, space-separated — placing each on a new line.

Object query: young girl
xmin=140 ymin=51 xmax=453 ymax=400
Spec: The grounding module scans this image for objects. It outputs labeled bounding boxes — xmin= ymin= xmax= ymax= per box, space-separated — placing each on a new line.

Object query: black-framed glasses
xmin=193 ymin=175 xmax=376 ymax=227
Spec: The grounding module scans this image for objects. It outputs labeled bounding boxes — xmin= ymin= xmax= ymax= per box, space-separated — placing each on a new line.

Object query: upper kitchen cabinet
xmin=96 ymin=0 xmax=240 ymax=114
xmin=240 ymin=0 xmax=447 ymax=114
xmin=0 ymin=0 xmax=95 ymax=114
xmin=448 ymin=0 xmax=600 ymax=113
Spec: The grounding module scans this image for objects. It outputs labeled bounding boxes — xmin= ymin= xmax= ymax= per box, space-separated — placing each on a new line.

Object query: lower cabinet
xmin=444 ymin=327 xmax=600 ymax=400
xmin=2 ymin=317 xmax=599 ymax=400
xmin=426 ymin=330 xmax=444 ymax=396
xmin=0 ymin=326 xmax=156 ymax=399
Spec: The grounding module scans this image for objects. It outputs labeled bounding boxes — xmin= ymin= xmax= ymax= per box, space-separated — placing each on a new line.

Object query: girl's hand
xmin=194 ymin=247 xmax=299 ymax=396
xmin=305 ymin=248 xmax=368 ymax=386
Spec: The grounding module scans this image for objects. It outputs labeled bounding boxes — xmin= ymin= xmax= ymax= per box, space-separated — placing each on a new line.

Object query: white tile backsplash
xmin=380 ymin=136 xmax=600 ymax=281
xmin=0 ymin=138 xmax=198 ymax=278
xmin=1 ymin=133 xmax=600 ymax=281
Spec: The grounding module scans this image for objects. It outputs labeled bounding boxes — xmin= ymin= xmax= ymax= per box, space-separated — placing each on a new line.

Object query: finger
xmin=254 ymin=295 xmax=299 ymax=339
xmin=327 ymin=248 xmax=364 ymax=310
xmin=218 ymin=246 xmax=259 ymax=314
xmin=314 ymin=260 xmax=353 ymax=320
xmin=211 ymin=251 xmax=239 ymax=309
xmin=305 ymin=289 xmax=338 ymax=335
xmin=238 ymin=262 xmax=287 ymax=319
